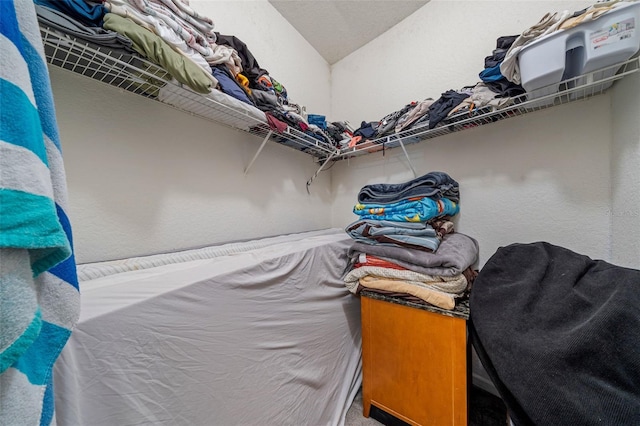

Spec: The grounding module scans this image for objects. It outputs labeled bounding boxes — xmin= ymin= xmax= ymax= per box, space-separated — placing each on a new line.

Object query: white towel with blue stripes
xmin=0 ymin=1 xmax=79 ymax=425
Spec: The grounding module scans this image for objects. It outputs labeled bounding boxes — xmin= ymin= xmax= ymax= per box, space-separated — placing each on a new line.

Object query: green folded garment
xmin=103 ymin=13 xmax=213 ymax=94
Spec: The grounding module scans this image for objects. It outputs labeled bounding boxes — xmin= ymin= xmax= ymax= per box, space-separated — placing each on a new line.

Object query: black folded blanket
xmin=470 ymin=242 xmax=640 ymax=426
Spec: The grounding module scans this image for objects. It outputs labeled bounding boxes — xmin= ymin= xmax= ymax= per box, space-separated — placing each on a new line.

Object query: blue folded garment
xmin=211 ymin=67 xmax=253 ymax=106
xmin=479 ymin=64 xmax=505 ymax=82
xmin=307 ymin=114 xmax=327 ymax=129
xmin=34 ymin=0 xmax=106 ymax=26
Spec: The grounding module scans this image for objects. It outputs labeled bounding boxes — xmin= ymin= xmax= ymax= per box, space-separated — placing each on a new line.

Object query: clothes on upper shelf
xmin=343 ymin=3 xmax=637 ymax=149
xmin=36 ymin=0 xmax=332 ymax=148
xmin=395 ymin=98 xmax=434 ymax=133
xmin=500 ymin=2 xmax=626 ymax=84
xmin=484 ymin=35 xmax=517 ymax=68
xmin=34 ymin=0 xmax=632 ymax=156
xmin=265 ymin=111 xmax=288 ymax=133
xmin=102 ymin=13 xmax=216 ymax=94
xmin=35 ymin=3 xmax=135 ymax=53
xmin=376 ymin=102 xmax=417 ymax=136
xmin=307 ymin=114 xmax=327 ymax=129
xmin=448 ymin=82 xmax=516 ymax=117
xmin=479 ymin=34 xmax=518 ymax=91
xmin=108 ymin=1 xmax=212 ymax=71
xmin=211 ymin=65 xmax=253 ymax=105
xmin=34 ymin=0 xmax=107 ymax=26
xmin=427 ymin=90 xmax=471 ymax=129
xmin=215 ymin=32 xmax=269 ymax=87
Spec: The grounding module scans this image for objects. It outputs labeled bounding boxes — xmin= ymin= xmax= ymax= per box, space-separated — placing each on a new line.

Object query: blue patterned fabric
xmin=0 ymin=1 xmax=79 ymax=424
xmin=353 ymin=197 xmax=459 ymax=223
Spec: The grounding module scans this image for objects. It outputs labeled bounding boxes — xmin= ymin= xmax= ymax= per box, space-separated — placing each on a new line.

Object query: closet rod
xmin=244 ymin=130 xmax=273 ymax=175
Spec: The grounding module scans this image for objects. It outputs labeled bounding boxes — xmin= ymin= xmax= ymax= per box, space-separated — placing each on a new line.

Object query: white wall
xmin=53 ymin=1 xmax=332 ymax=264
xmin=331 ymin=97 xmax=613 ymax=267
xmin=611 ymin=71 xmax=640 ymax=269
xmin=330 ymin=0 xmax=618 ymax=268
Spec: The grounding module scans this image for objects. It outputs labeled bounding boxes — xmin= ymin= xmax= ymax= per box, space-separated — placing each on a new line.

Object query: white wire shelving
xmin=39 ymin=25 xmax=338 ymax=166
xmin=337 ymin=56 xmax=640 ymax=164
xmin=40 ymin=24 xmax=640 ymax=186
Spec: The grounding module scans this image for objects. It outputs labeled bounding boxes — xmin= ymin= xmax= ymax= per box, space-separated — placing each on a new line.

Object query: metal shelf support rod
xmin=306 ymin=150 xmax=338 ymax=194
xmin=244 ymin=130 xmax=273 ymax=175
xmin=397 ymin=137 xmax=417 ymax=178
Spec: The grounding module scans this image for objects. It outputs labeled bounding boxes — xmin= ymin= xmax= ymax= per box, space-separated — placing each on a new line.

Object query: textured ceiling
xmin=268 ymin=0 xmax=430 ymax=64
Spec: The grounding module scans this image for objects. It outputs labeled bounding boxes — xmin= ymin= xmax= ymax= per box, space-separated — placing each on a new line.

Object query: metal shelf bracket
xmin=306 ymin=150 xmax=338 ymax=194
xmin=244 ymin=130 xmax=273 ymax=175
xmin=396 ymin=136 xmax=417 ymax=178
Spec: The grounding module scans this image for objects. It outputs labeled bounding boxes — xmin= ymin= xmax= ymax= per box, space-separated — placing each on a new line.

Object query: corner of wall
xmin=610 ymin=72 xmax=640 ymax=268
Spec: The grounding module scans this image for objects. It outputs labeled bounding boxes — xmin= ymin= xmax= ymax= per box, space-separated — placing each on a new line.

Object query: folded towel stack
xmin=343 ymin=171 xmax=479 ymax=310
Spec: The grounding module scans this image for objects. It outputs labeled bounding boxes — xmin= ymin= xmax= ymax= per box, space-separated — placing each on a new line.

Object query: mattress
xmin=54 ymin=229 xmax=362 ymax=426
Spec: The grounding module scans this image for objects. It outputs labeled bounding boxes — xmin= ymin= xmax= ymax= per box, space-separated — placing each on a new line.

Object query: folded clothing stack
xmin=343 ymin=171 xmax=479 ymax=310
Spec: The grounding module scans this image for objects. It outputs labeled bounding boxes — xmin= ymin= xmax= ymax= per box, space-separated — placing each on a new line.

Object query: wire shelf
xmin=40 ymin=25 xmax=337 ymax=160
xmin=336 ymin=56 xmax=640 ymax=160
xmin=41 ymin=24 xmax=639 ymax=165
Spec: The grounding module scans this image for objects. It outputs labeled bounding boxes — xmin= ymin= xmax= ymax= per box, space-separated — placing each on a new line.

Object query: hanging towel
xmin=0 ymin=1 xmax=80 ymax=425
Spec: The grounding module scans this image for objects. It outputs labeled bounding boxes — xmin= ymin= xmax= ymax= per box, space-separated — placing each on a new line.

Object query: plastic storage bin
xmin=518 ymin=2 xmax=640 ymax=106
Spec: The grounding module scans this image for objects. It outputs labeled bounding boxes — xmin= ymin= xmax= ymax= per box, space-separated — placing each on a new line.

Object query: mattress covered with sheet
xmin=54 ymin=229 xmax=362 ymax=426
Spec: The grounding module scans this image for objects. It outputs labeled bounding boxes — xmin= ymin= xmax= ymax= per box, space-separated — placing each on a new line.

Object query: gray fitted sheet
xmin=55 ymin=230 xmax=362 ymax=426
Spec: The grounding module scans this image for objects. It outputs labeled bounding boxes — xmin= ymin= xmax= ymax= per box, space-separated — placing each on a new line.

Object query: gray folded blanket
xmin=348 ymin=232 xmax=478 ymax=277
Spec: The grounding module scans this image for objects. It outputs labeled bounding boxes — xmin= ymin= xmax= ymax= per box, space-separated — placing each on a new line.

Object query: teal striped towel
xmin=0 ymin=1 xmax=80 ymax=425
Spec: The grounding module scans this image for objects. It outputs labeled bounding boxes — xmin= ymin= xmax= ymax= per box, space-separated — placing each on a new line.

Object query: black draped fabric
xmin=470 ymin=242 xmax=640 ymax=426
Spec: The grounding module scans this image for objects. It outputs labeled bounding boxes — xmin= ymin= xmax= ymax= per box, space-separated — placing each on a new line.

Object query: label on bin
xmin=590 ymin=18 xmax=635 ymax=50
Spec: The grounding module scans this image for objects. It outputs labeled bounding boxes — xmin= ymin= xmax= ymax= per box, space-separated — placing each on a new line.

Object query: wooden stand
xmin=361 ymin=294 xmax=468 ymax=426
